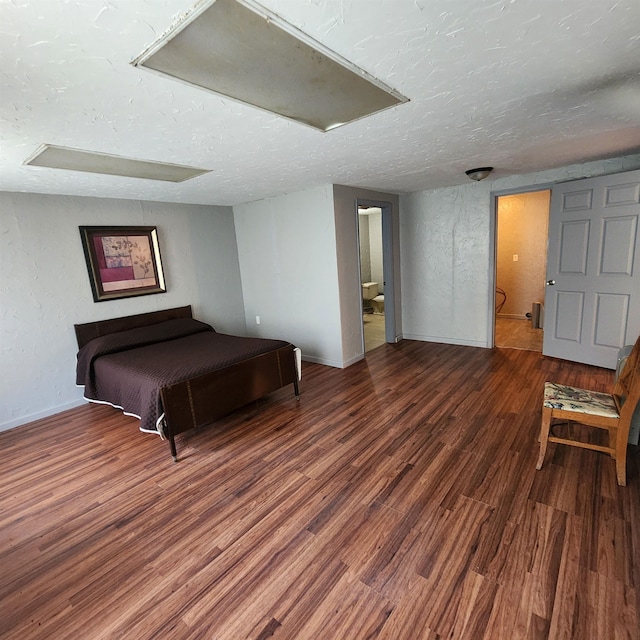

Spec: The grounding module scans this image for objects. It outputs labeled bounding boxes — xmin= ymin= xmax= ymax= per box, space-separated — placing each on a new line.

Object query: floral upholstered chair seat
xmin=537 ymin=336 xmax=640 ymax=486
xmin=543 ymin=382 xmax=619 ymax=418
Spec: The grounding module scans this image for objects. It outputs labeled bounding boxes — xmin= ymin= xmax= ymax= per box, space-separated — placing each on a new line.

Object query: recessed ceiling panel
xmin=24 ymin=145 xmax=210 ymax=182
xmin=133 ymin=0 xmax=408 ymax=132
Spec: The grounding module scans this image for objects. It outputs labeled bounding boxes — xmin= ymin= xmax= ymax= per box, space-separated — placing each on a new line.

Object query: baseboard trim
xmin=301 ymin=354 xmax=347 ymax=368
xmin=0 ymin=398 xmax=87 ymax=433
xmin=402 ymin=334 xmax=488 ymax=348
xmin=342 ymin=353 xmax=365 ymax=368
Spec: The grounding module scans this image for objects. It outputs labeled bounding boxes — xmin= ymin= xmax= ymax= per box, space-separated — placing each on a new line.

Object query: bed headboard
xmin=74 ymin=305 xmax=193 ymax=349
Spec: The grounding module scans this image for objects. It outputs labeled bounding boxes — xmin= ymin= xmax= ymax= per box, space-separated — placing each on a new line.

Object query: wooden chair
xmin=536 ymin=335 xmax=640 ymax=486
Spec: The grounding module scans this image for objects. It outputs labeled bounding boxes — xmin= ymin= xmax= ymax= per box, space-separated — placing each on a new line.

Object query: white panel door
xmin=543 ymin=169 xmax=640 ymax=368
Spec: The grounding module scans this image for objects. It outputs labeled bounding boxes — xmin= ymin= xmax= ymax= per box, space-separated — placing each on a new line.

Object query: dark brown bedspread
xmin=76 ymin=318 xmax=291 ymax=433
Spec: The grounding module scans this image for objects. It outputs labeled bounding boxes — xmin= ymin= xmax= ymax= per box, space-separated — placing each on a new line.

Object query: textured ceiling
xmin=1 ymin=0 xmax=640 ymax=206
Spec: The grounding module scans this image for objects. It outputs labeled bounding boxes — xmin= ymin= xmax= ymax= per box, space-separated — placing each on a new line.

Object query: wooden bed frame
xmin=75 ymin=305 xmax=300 ymax=461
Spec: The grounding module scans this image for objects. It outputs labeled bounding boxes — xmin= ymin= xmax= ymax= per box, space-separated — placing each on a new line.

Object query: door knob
xmin=546 ymin=280 xmax=556 ymax=286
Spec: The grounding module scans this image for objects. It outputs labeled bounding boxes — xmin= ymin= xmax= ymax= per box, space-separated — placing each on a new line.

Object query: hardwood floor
xmin=495 ymin=317 xmax=543 ymax=352
xmin=364 ymin=312 xmax=386 ymax=352
xmin=1 ymin=341 xmax=638 ymax=639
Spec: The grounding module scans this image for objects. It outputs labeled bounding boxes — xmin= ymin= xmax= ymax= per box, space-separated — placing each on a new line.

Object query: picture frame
xmin=79 ymin=226 xmax=166 ymax=302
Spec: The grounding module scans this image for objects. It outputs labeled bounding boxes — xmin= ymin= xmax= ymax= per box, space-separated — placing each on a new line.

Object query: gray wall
xmin=233 ymin=185 xmax=345 ymax=366
xmin=0 ymin=192 xmax=244 ymax=431
xmin=333 ymin=184 xmax=401 ymax=364
xmin=5 ymin=153 xmax=639 ymax=432
xmin=400 ymin=153 xmax=640 ymax=347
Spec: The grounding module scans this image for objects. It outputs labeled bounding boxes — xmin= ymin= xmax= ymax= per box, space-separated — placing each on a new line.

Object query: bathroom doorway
xmin=359 ymin=205 xmax=386 ymax=352
xmin=494 ymin=190 xmax=550 ymax=352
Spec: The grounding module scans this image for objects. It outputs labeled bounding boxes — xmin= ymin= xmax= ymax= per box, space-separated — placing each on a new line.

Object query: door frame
xmin=356 ymin=198 xmax=397 ymax=350
xmin=487 ymin=182 xmax=555 ymax=348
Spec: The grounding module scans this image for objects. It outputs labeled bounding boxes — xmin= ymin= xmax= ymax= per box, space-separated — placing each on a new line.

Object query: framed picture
xmin=79 ymin=226 xmax=166 ymax=302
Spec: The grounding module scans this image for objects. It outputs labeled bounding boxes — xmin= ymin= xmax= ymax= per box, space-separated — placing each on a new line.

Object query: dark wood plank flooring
xmin=1 ymin=341 xmax=638 ymax=639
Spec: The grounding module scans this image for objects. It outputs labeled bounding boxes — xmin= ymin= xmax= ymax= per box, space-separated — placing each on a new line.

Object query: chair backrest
xmin=614 ymin=335 xmax=640 ymax=426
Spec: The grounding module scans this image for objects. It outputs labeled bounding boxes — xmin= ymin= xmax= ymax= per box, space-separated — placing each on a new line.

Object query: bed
xmin=75 ymin=305 xmax=300 ymax=460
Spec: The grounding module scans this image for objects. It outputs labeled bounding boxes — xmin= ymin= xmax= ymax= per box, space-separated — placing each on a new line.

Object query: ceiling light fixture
xmin=465 ymin=167 xmax=494 ymax=181
xmin=23 ymin=144 xmax=210 ymax=182
xmin=132 ymin=0 xmax=408 ymax=132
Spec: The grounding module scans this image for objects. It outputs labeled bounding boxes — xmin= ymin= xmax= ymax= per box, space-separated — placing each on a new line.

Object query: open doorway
xmin=359 ymin=206 xmax=386 ymax=351
xmin=494 ymin=190 xmax=550 ymax=351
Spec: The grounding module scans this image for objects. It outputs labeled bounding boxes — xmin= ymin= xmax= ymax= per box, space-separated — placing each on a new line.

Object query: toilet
xmin=371 ymin=294 xmax=384 ymax=314
xmin=362 ymin=282 xmax=384 ymax=314
xmin=362 ymin=282 xmax=378 ymax=300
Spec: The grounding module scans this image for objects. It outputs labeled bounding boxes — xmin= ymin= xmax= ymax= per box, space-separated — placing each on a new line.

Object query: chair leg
xmin=608 ymin=427 xmax=618 ymax=459
xmin=537 ymin=407 xmax=553 ymax=470
xmin=614 ymin=427 xmax=627 ymax=486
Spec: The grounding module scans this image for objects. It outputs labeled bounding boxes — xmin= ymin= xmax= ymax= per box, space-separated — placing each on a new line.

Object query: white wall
xmin=400 ymin=153 xmax=640 ymax=347
xmin=0 ymin=192 xmax=245 ymax=431
xmin=358 ymin=214 xmax=371 ymax=282
xmin=234 ymin=184 xmax=400 ymax=369
xmin=358 ymin=209 xmax=383 ymax=290
xmin=233 ymin=185 xmax=345 ymax=367
xmin=368 ymin=210 xmax=384 ymax=291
